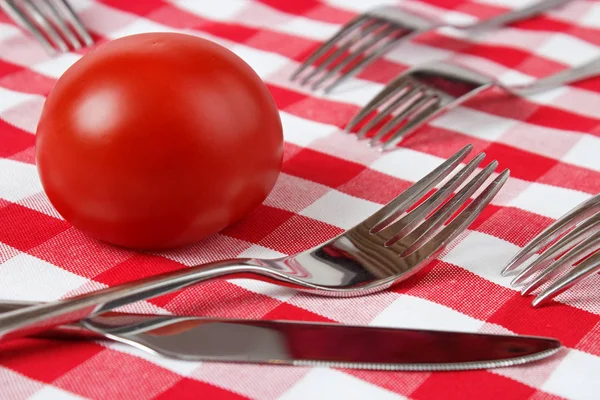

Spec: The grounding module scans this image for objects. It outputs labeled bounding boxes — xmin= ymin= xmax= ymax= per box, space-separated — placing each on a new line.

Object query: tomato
xmin=36 ymin=33 xmax=284 ymax=250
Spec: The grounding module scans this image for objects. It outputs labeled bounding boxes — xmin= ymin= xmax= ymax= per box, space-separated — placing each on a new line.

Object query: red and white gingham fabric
xmin=1 ymin=0 xmax=600 ymax=398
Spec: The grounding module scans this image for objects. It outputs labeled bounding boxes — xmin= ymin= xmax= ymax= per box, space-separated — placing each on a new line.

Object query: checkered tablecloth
xmin=1 ymin=0 xmax=600 ymax=399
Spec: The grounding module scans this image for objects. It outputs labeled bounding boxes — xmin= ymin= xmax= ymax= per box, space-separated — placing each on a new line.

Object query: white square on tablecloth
xmin=280 ymin=368 xmax=405 ymax=400
xmin=500 ymin=123 xmax=580 ymax=162
xmin=229 ymin=45 xmax=289 ymax=79
xmin=537 ymin=34 xmax=600 ymax=67
xmin=497 ymin=69 xmax=535 ymax=86
xmin=108 ymin=18 xmax=176 ymax=40
xmin=581 ymin=3 xmax=600 ymax=28
xmin=475 ymin=0 xmax=538 ymax=7
xmin=370 ymin=294 xmax=485 ymax=332
xmin=66 ymin=0 xmax=94 ymax=12
xmin=29 ymin=386 xmax=87 ymax=400
xmin=0 ymin=23 xmax=21 ymax=41
xmin=508 ymin=182 xmax=591 ymax=219
xmin=0 ymin=97 xmax=44 ymax=135
xmin=103 ymin=341 xmax=201 ymax=377
xmin=280 ymin=112 xmax=335 ymax=147
xmin=386 ymin=41 xmax=453 ymax=67
xmin=17 ymin=192 xmax=64 ymax=220
xmin=300 ymin=190 xmax=380 ymax=230
xmin=238 ymin=244 xmax=286 ymax=260
xmin=74 ymin=1 xmax=143 ymax=38
xmin=442 ymin=231 xmax=518 ymax=288
xmin=32 ymin=53 xmax=82 ymax=79
xmin=0 ymin=367 xmax=44 ymax=399
xmin=0 ymin=159 xmax=43 ymax=203
xmin=156 ymin=233 xmax=252 ymax=266
xmin=231 ymin=279 xmax=296 ymax=302
xmin=281 ymin=17 xmax=340 ymax=41
xmin=193 ymin=363 xmax=309 ymax=399
xmin=0 ymin=253 xmax=89 ymax=301
xmin=322 ymin=0 xmax=398 ymax=13
xmin=430 ymin=106 xmax=519 ymax=141
xmin=439 ymin=11 xmax=477 ymax=25
xmin=524 ymin=86 xmax=568 ymax=105
xmin=168 ymin=0 xmax=250 ymax=21
xmin=0 ymin=87 xmax=39 ymax=114
xmin=557 ymin=87 xmax=600 ymax=120
xmin=562 ymin=134 xmax=600 ymax=173
xmin=370 ymin=147 xmax=445 ymax=182
xmin=263 ymin=173 xmax=331 ymax=213
xmin=322 ymin=80 xmax=385 ymax=107
xmin=542 ymin=349 xmax=600 ymax=400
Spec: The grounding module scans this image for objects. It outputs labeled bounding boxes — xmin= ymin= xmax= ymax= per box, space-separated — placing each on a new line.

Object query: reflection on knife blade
xmin=0 ymin=300 xmax=561 ymax=371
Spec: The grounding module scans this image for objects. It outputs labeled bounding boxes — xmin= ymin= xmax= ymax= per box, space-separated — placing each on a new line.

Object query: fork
xmin=0 ymin=145 xmax=508 ymax=341
xmin=0 ymin=0 xmax=94 ymax=55
xmin=290 ymin=0 xmax=570 ymax=93
xmin=346 ymin=56 xmax=600 ymax=151
xmin=501 ymin=193 xmax=600 ymax=307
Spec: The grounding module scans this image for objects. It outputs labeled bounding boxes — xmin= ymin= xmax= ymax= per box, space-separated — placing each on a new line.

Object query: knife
xmin=0 ymin=301 xmax=560 ymax=371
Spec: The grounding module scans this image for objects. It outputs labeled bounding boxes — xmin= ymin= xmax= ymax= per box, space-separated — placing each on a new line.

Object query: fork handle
xmin=510 ymin=57 xmax=600 ymax=96
xmin=0 ymin=300 xmax=106 ymax=340
xmin=463 ymin=0 xmax=571 ymax=33
xmin=0 ymin=259 xmax=304 ymax=343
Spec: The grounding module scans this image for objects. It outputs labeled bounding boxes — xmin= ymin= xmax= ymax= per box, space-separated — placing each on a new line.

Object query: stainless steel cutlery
xmin=0 ymin=300 xmax=561 ymax=370
xmin=345 ymin=57 xmax=600 ymax=151
xmin=0 ymin=2 xmax=590 ymax=375
xmin=0 ymin=0 xmax=93 ymax=55
xmin=503 ymin=193 xmax=600 ymax=307
xmin=291 ymin=0 xmax=570 ymax=93
xmin=0 ymin=145 xmax=509 ymax=342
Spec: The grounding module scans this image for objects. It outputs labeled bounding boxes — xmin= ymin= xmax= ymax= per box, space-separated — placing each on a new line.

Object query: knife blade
xmin=0 ymin=301 xmax=560 ymax=371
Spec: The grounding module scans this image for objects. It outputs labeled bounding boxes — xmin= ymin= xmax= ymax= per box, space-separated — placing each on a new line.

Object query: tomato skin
xmin=36 ymin=33 xmax=283 ymax=249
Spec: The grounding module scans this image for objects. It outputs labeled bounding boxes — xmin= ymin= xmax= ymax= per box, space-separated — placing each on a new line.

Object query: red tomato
xmin=36 ymin=33 xmax=283 ymax=250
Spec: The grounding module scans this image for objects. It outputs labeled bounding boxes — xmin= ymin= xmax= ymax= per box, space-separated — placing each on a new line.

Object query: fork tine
xmin=362 ymin=144 xmax=473 ymax=233
xmin=379 ymin=99 xmax=441 ymax=151
xmin=378 ymin=80 xmax=492 ymax=152
xmin=501 ymin=193 xmax=600 ymax=276
xmin=368 ymin=91 xmax=432 ymax=146
xmin=0 ymin=0 xmax=56 ymax=55
xmin=532 ymin=250 xmax=600 ymax=307
xmin=311 ymin=25 xmax=398 ymax=91
xmin=520 ymin=229 xmax=600 ymax=296
xmin=377 ymin=152 xmax=486 ymax=243
xmin=511 ymin=213 xmax=600 ymax=287
xmin=323 ymin=30 xmax=410 ymax=94
xmin=395 ymin=160 xmax=500 ymax=254
xmin=402 ymin=169 xmax=509 ymax=262
xmin=55 ymin=0 xmax=94 ymax=46
xmin=41 ymin=0 xmax=80 ymax=49
xmin=345 ymin=75 xmax=413 ymax=132
xmin=299 ymin=21 xmax=385 ymax=86
xmin=290 ymin=15 xmax=371 ymax=81
xmin=356 ymin=86 xmax=420 ymax=139
xmin=22 ymin=0 xmax=69 ymax=52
